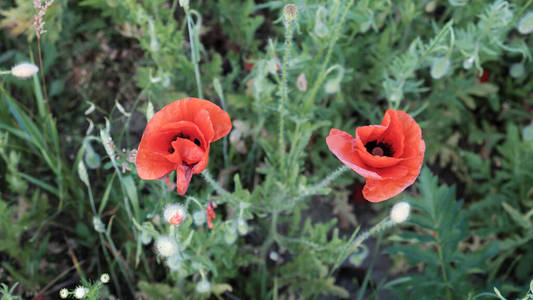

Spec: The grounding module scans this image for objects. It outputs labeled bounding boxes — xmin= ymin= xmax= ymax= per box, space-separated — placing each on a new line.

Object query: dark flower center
xmin=168 ymin=133 xmax=202 ymax=154
xmin=365 ymin=140 xmax=394 ymax=157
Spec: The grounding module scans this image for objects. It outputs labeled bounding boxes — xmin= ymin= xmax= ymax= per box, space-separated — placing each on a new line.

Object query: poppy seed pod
xmin=11 ymin=62 xmax=39 ymax=79
xmin=283 ymin=4 xmax=298 ymax=23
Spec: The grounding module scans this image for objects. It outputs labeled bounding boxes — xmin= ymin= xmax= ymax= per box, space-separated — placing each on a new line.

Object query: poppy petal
xmin=355 ymin=125 xmax=387 ymax=144
xmin=171 ymin=138 xmax=205 ymax=165
xmin=192 ymin=143 xmax=210 ymax=174
xmin=176 ymin=165 xmax=193 ymax=195
xmin=326 ymin=129 xmax=382 ymax=180
xmin=354 ymin=146 xmax=405 ymax=168
xmin=136 ymin=150 xmax=177 ymax=180
xmin=194 ymin=109 xmax=215 ymax=143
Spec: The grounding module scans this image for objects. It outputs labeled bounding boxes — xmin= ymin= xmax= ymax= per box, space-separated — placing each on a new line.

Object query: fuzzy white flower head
xmin=73 ymin=286 xmax=88 ymax=299
xmin=163 ymin=203 xmax=187 ymax=226
xmin=390 ymin=202 xmax=410 ymax=224
xmin=11 ymin=62 xmax=39 ymax=79
xmin=193 ymin=210 xmax=206 ymax=226
xmin=195 ymin=279 xmax=211 ymax=294
xmin=155 ymin=235 xmax=178 ymax=257
xmin=59 ymin=288 xmax=69 ymax=299
xmin=100 ymin=273 xmax=110 ymax=283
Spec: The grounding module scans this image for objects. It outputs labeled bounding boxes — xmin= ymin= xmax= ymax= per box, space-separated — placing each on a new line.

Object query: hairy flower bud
xmin=163 ymin=203 xmax=187 ymax=226
xmin=193 ymin=210 xmax=206 ymax=226
xmin=11 ymin=62 xmax=39 ymax=79
xmin=518 ymin=11 xmax=533 ymax=34
xmin=390 ymin=202 xmax=410 ymax=224
xmin=430 ymin=57 xmax=450 ymax=79
xmin=510 ymin=63 xmax=525 ymax=78
xmin=155 ymin=235 xmax=178 ymax=257
xmin=283 ymin=4 xmax=298 ymax=23
xmin=196 ymin=279 xmax=211 ymax=294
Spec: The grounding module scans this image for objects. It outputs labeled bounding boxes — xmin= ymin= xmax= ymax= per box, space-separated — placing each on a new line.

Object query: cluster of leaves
xmin=0 ymin=0 xmax=532 ymax=299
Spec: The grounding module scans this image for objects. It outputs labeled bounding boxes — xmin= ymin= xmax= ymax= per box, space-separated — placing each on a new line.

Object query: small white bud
xmin=430 ymin=57 xmax=450 ymax=79
xmin=166 ymin=254 xmax=182 ymax=271
xmin=163 ymin=203 xmax=187 ymax=226
xmin=390 ymin=202 xmax=410 ymax=224
xmin=425 ymin=0 xmax=437 ymax=13
xmin=11 ymin=62 xmax=39 ymax=79
xmin=73 ymin=286 xmax=88 ymax=299
xmin=518 ymin=11 xmax=533 ymax=34
xmin=196 ymin=279 xmax=211 ymax=294
xmin=463 ymin=57 xmax=474 ymax=70
xmin=224 ymin=224 xmax=237 ymax=244
xmin=140 ymin=230 xmax=152 ymax=245
xmin=193 ymin=210 xmax=206 ymax=226
xmin=155 ymin=235 xmax=178 ymax=257
xmin=92 ymin=216 xmax=106 ymax=233
xmin=100 ymin=273 xmax=110 ymax=283
xmin=510 ymin=63 xmax=525 ymax=78
xmin=324 ymin=80 xmax=340 ymax=94
xmin=59 ymin=288 xmax=69 ymax=299
xmin=237 ymin=218 xmax=248 ymax=235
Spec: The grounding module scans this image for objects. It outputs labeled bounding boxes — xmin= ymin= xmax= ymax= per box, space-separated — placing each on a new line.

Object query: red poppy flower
xmin=136 ymin=98 xmax=232 ymax=195
xmin=326 ymin=109 xmax=425 ymax=202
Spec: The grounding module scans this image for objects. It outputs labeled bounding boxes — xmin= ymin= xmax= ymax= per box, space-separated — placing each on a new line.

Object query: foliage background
xmin=0 ymin=0 xmax=532 ymax=299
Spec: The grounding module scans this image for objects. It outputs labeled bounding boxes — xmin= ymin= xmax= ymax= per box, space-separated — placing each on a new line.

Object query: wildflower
xmin=100 ymin=273 xmax=110 ymax=283
xmin=195 ymin=279 xmax=211 ymax=294
xmin=326 ymin=109 xmax=425 ymax=202
xmin=206 ymin=201 xmax=216 ymax=229
xmin=136 ymin=98 xmax=232 ymax=195
xmin=73 ymin=286 xmax=88 ymax=299
xmin=163 ymin=203 xmax=187 ymax=226
xmin=155 ymin=235 xmax=178 ymax=257
xmin=390 ymin=202 xmax=410 ymax=223
xmin=11 ymin=63 xmax=39 ymax=79
xmin=59 ymin=288 xmax=69 ymax=299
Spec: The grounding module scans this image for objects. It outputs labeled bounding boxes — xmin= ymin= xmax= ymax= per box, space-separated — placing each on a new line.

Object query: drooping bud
xmin=193 ymin=210 xmax=206 ymax=226
xmin=163 ymin=203 xmax=187 ymax=226
xmin=11 ymin=62 xmax=39 ymax=79
xmin=390 ymin=202 xmax=410 ymax=224
xmin=463 ymin=56 xmax=474 ymax=70
xmin=140 ymin=230 xmax=152 ymax=245
xmin=224 ymin=223 xmax=238 ymax=244
xmin=166 ymin=254 xmax=182 ymax=271
xmin=430 ymin=57 xmax=450 ymax=79
xmin=196 ymin=279 xmax=211 ymax=294
xmin=237 ymin=218 xmax=248 ymax=235
xmin=518 ymin=11 xmax=533 ymax=34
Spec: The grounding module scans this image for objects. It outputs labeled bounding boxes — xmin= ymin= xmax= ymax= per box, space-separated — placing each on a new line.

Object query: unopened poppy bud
xmin=237 ymin=218 xmax=248 ymax=235
xmin=193 ymin=210 xmax=206 ymax=226
xmin=140 ymin=230 xmax=152 ymax=245
xmin=179 ymin=0 xmax=189 ymax=9
xmin=11 ymin=62 xmax=39 ymax=79
xmin=74 ymin=286 xmax=88 ymax=299
xmin=100 ymin=273 xmax=110 ymax=283
xmin=196 ymin=279 xmax=211 ymax=294
xmin=166 ymin=254 xmax=182 ymax=271
xmin=266 ymin=58 xmax=279 ymax=74
xmin=59 ymin=289 xmax=69 ymax=299
xmin=510 ymin=63 xmax=525 ymax=78
xmin=390 ymin=202 xmax=410 ymax=223
xmin=430 ymin=57 xmax=450 ymax=79
xmin=93 ymin=216 xmax=106 ymax=233
xmin=518 ymin=11 xmax=533 ymax=34
xmin=388 ymin=88 xmax=403 ymax=103
xmin=269 ymin=251 xmax=279 ymax=261
xmin=224 ymin=224 xmax=237 ymax=244
xmin=155 ymin=235 xmax=178 ymax=257
xmin=297 ymin=73 xmax=307 ymax=91
xmin=425 ymin=0 xmax=437 ymax=13
xmin=314 ymin=21 xmax=328 ymax=38
xmin=463 ymin=57 xmax=474 ymax=70
xmin=324 ymin=80 xmax=340 ymax=94
xmin=283 ymin=4 xmax=298 ymax=23
xmin=163 ymin=203 xmax=187 ymax=226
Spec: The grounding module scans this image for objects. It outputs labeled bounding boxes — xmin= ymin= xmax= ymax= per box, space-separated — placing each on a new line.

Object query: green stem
xmin=186 ymin=8 xmax=203 ymax=98
xmin=437 ymin=242 xmax=453 ymax=300
xmin=201 ymin=169 xmax=230 ymax=197
xmin=279 ymin=20 xmax=293 ymax=171
xmin=0 ymin=70 xmax=10 ymax=75
xmin=304 ymin=0 xmax=355 ymax=108
xmin=293 ymin=165 xmax=349 ymax=203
